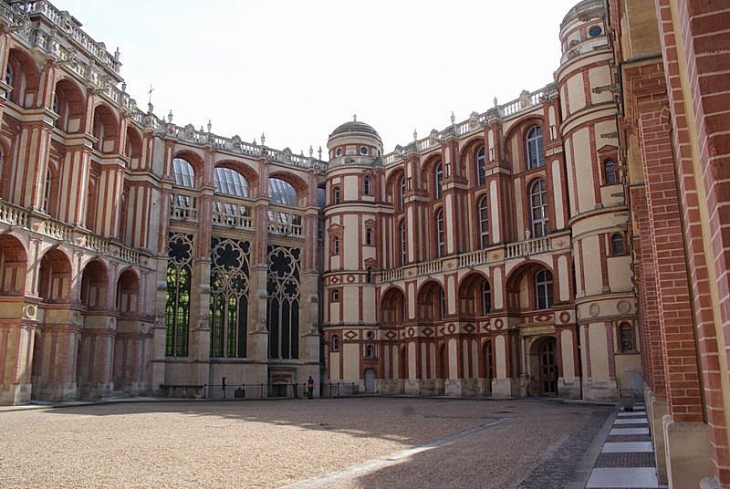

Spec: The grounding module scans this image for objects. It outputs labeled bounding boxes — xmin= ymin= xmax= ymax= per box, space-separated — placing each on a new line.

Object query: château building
xmin=0 ymin=0 xmax=728 ymax=487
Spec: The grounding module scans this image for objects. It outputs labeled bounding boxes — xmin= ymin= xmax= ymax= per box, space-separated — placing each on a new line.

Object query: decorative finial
xmin=493 ymin=97 xmax=498 ymax=107
xmin=114 ymin=47 xmax=120 ymax=60
xmin=353 ymin=114 xmax=357 ymax=122
xmin=121 ymin=82 xmax=127 ymax=92
xmin=309 ymin=145 xmax=313 ymax=158
xmin=207 ymin=120 xmax=212 ymax=133
xmin=147 ymin=84 xmax=154 ymax=113
xmin=168 ymin=110 xmax=173 ymax=123
xmin=413 ymin=129 xmax=418 ymax=141
xmin=450 ymin=111 xmax=455 ymax=125
xmin=253 ymin=138 xmax=257 ymax=145
xmin=318 ymin=146 xmax=322 ymax=160
xmin=261 ymin=132 xmax=266 ymax=145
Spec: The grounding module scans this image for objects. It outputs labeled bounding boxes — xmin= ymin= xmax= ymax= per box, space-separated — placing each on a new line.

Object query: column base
xmin=0 ymin=383 xmax=32 ymax=405
xmin=663 ymin=416 xmax=713 ymax=488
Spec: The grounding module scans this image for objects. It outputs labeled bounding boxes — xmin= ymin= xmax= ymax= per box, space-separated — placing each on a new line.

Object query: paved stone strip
xmin=517 ymin=408 xmax=614 ymax=489
xmin=280 ymin=418 xmax=508 ymax=489
xmin=586 ymin=403 xmax=659 ymax=488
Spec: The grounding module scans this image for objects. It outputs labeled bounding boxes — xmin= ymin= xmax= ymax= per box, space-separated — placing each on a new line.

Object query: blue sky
xmin=51 ymin=0 xmax=582 ymax=157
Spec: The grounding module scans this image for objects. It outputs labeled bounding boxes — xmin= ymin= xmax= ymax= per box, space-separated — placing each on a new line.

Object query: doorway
xmin=539 ymin=338 xmax=558 ymax=396
xmin=364 ymin=368 xmax=375 ymax=394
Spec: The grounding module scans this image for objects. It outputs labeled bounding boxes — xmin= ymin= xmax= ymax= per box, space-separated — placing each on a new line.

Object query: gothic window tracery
xmin=267 ymin=245 xmax=301 ymax=359
xmin=166 ymin=233 xmax=194 ymax=357
xmin=209 ymin=238 xmax=250 ymax=358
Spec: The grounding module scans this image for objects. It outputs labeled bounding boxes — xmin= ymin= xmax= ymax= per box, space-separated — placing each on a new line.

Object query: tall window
xmin=478 ymin=195 xmax=489 ymax=248
xmin=3 ymin=65 xmax=12 ymax=99
xmin=166 ymin=233 xmax=193 ymax=356
xmin=399 ymin=176 xmax=406 ymax=211
xmin=333 ymin=186 xmax=341 ymax=205
xmin=619 ymin=323 xmax=634 ymax=352
xmin=435 ymin=162 xmax=443 ymax=199
xmin=530 ymin=179 xmax=548 ymax=237
xmin=439 ymin=288 xmax=445 ymax=320
xmin=173 ymin=157 xmax=195 ymax=188
xmin=267 ymin=246 xmax=300 ymax=360
xmin=214 ymin=167 xmax=249 ymax=197
xmin=331 ymin=335 xmax=340 ymax=352
xmin=399 ymin=220 xmax=407 ymax=265
xmin=476 ymin=145 xmax=486 ymax=185
xmin=364 ymin=176 xmax=371 ymax=195
xmin=209 ymin=238 xmax=249 ymax=358
xmin=526 ymin=126 xmax=545 ymax=169
xmin=436 ymin=209 xmax=445 ymax=257
xmin=43 ymin=169 xmax=52 ymax=212
xmin=365 ymin=228 xmax=373 ymax=246
xmin=332 ymin=236 xmax=340 ymax=255
xmin=535 ymin=269 xmax=553 ymax=310
xmin=612 ymin=233 xmax=625 ymax=255
xmin=604 ymin=159 xmax=618 ymax=185
xmin=482 ymin=281 xmax=491 ymax=315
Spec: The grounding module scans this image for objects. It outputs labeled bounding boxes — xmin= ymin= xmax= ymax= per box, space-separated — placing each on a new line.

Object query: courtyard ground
xmin=0 ymin=397 xmax=612 ymax=488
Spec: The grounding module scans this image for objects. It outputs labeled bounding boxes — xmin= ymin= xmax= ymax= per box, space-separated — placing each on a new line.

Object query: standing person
xmin=307 ymin=376 xmax=314 ymax=399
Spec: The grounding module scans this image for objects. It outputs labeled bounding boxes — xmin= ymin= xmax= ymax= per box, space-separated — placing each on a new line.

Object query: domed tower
xmin=556 ymin=0 xmax=638 ymax=400
xmin=322 ymin=117 xmax=384 ymax=394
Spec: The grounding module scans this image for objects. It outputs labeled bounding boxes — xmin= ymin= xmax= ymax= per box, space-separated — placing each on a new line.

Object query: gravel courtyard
xmin=0 ymin=397 xmax=612 ymax=489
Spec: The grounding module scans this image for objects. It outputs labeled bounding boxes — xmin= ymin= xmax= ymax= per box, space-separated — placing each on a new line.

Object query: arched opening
xmin=116 ymin=269 xmax=139 ymax=315
xmin=506 ymin=263 xmax=554 ymax=313
xmin=80 ymin=260 xmax=108 ymax=310
xmin=53 ymin=79 xmax=85 ymax=133
xmin=459 ymin=273 xmax=491 ymax=318
xmin=4 ymin=49 xmax=40 ymax=108
xmin=38 ymin=249 xmax=72 ymax=303
xmin=0 ymin=235 xmax=27 ymax=295
xmin=417 ymin=281 xmax=445 ymax=323
xmin=529 ymin=336 xmax=558 ymax=396
xmin=91 ymin=104 xmax=119 ymax=153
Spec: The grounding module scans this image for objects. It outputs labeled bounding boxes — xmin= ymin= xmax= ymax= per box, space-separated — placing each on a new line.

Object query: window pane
xmin=173 ymin=158 xmax=195 ymax=188
xmin=214 ymin=167 xmax=249 ymax=197
xmin=269 ymin=178 xmax=297 ymax=206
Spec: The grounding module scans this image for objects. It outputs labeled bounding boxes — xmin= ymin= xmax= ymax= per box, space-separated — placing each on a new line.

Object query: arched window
xmin=332 ymin=236 xmax=340 ymax=255
xmin=436 ymin=209 xmax=445 ymax=258
xmin=269 ymin=178 xmax=297 ymax=206
xmin=526 ymin=126 xmax=545 ymax=169
xmin=166 ymin=234 xmax=193 ymax=357
xmin=482 ymin=280 xmax=491 ymax=315
xmin=209 ymin=238 xmax=249 ymax=359
xmin=619 ymin=323 xmax=634 ymax=352
xmin=365 ymin=344 xmax=375 ymax=359
xmin=434 ymin=162 xmax=443 ymax=199
xmin=332 ymin=186 xmax=341 ymax=205
xmin=535 ymin=269 xmax=553 ymax=310
xmin=399 ymin=220 xmax=407 ymax=265
xmin=530 ymin=179 xmax=548 ymax=238
xmin=173 ymin=158 xmax=195 ymax=188
xmin=478 ymin=195 xmax=489 ymax=248
xmin=364 ymin=176 xmax=371 ymax=196
xmin=214 ymin=167 xmax=249 ymax=197
xmin=604 ymin=159 xmax=618 ymax=185
xmin=399 ymin=176 xmax=406 ymax=211
xmin=476 ymin=145 xmax=486 ymax=185
xmin=331 ymin=335 xmax=340 ymax=352
xmin=611 ymin=233 xmax=625 ymax=255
